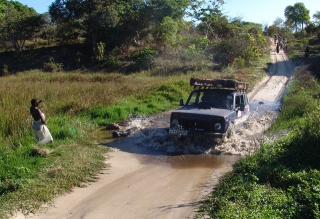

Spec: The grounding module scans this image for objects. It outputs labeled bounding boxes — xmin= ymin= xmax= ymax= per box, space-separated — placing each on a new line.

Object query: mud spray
xmin=118 ymin=101 xmax=281 ymax=156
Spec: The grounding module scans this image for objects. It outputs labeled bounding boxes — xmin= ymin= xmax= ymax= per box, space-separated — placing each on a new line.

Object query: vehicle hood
xmin=172 ymin=106 xmax=233 ymax=117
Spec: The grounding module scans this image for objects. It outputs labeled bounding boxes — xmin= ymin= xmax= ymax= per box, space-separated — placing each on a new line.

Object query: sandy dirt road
xmin=250 ymin=44 xmax=294 ymax=103
xmin=14 ymin=141 xmax=239 ymax=219
xmin=13 ymin=42 xmax=294 ymax=219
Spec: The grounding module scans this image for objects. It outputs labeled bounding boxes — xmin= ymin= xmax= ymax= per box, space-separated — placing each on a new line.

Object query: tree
xmin=0 ymin=0 xmax=42 ymax=51
xmin=313 ymin=11 xmax=320 ymax=26
xmin=188 ymin=0 xmax=224 ymax=37
xmin=305 ymin=22 xmax=318 ymax=36
xmin=38 ymin=12 xmax=57 ymax=45
xmin=157 ymin=16 xmax=180 ymax=48
xmin=49 ymin=0 xmax=86 ymax=44
xmin=197 ymin=15 xmax=237 ymax=40
xmin=83 ymin=0 xmax=120 ymax=47
xmin=48 ymin=0 xmax=192 ymax=49
xmin=284 ymin=2 xmax=310 ymax=32
xmin=273 ymin=17 xmax=285 ymax=28
xmin=112 ymin=0 xmax=190 ymax=47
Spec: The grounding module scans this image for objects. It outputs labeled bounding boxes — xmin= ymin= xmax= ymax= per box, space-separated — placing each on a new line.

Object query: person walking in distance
xmin=304 ymin=44 xmax=310 ymax=58
xmin=30 ymin=99 xmax=53 ymax=144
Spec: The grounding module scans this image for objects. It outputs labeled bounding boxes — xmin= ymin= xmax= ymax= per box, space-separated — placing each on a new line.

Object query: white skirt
xmin=32 ymin=120 xmax=53 ymax=144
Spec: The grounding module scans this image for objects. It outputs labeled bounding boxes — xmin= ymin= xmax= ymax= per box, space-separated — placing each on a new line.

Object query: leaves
xmin=0 ymin=1 xmax=42 ymax=51
xmin=284 ymin=3 xmax=310 ymax=32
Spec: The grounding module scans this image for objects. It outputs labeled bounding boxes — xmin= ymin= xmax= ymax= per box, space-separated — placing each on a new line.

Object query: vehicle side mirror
xmin=239 ymin=103 xmax=245 ymax=111
xmin=180 ymin=99 xmax=184 ymax=106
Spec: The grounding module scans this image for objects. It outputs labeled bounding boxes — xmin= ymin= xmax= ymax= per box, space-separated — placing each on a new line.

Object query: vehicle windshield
xmin=186 ymin=90 xmax=234 ymax=110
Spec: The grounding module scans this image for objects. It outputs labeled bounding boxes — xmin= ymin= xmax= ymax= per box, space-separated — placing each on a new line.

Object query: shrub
xmin=196 ymin=36 xmax=210 ymax=49
xmin=104 ymin=55 xmax=121 ymax=70
xmin=1 ymin=64 xmax=9 ymax=76
xmin=180 ymin=44 xmax=205 ymax=62
xmin=233 ymin=57 xmax=245 ymax=69
xmin=94 ymin=42 xmax=105 ymax=61
xmin=131 ymin=47 xmax=158 ymax=70
xmin=43 ymin=58 xmax=64 ymax=72
xmin=158 ymin=16 xmax=179 ymax=48
xmin=302 ymin=106 xmax=320 ymax=141
xmin=215 ymin=33 xmax=264 ymax=66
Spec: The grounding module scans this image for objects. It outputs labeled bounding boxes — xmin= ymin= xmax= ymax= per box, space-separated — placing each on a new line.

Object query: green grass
xmin=196 ymin=66 xmax=320 ymax=219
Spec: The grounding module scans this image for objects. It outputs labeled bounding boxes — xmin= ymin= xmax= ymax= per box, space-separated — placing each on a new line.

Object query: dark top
xmin=30 ymin=106 xmax=45 ymax=123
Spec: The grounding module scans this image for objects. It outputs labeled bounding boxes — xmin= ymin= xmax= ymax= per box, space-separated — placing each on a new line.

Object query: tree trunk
xmin=0 ymin=39 xmax=9 ymax=51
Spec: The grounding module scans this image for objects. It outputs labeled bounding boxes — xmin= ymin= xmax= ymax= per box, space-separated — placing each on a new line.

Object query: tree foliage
xmin=284 ymin=2 xmax=310 ymax=32
xmin=131 ymin=46 xmax=158 ymax=70
xmin=0 ymin=0 xmax=270 ymax=72
xmin=157 ymin=16 xmax=180 ymax=48
xmin=188 ymin=0 xmax=224 ymax=37
xmin=48 ymin=0 xmax=191 ymax=49
xmin=0 ymin=0 xmax=42 ymax=51
xmin=313 ymin=11 xmax=320 ymax=26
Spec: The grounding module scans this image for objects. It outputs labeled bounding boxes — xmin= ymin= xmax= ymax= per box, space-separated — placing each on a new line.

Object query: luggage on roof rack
xmin=190 ymin=77 xmax=248 ymax=91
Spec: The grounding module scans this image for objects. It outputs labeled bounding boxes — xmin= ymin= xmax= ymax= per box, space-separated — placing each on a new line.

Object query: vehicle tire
xmin=222 ymin=123 xmax=235 ymax=143
xmin=227 ymin=123 xmax=235 ymax=138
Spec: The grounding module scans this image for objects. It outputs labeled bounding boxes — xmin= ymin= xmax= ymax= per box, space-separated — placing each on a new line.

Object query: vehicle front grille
xmin=178 ymin=114 xmax=225 ymax=133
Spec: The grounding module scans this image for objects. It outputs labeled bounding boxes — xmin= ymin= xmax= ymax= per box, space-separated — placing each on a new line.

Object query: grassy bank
xmin=196 ymin=67 xmax=320 ymax=218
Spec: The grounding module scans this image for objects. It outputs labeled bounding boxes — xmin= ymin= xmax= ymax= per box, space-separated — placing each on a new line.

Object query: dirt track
xmin=13 ymin=42 xmax=294 ymax=219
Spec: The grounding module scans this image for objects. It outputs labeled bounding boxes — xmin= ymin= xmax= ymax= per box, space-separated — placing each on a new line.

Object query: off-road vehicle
xmin=169 ymin=78 xmax=250 ymax=141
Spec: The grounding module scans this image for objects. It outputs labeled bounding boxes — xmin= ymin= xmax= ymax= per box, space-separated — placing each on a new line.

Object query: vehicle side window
xmin=188 ymin=91 xmax=202 ymax=105
xmin=235 ymin=95 xmax=241 ymax=107
xmin=244 ymin=95 xmax=249 ymax=105
xmin=236 ymin=94 xmax=248 ymax=107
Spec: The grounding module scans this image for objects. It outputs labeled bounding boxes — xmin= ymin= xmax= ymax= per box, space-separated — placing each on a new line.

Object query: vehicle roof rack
xmin=190 ymin=77 xmax=248 ymax=91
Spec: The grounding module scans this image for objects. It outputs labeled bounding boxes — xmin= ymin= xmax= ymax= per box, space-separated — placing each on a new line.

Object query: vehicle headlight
xmin=171 ymin=119 xmax=179 ymax=127
xmin=214 ymin=123 xmax=222 ymax=130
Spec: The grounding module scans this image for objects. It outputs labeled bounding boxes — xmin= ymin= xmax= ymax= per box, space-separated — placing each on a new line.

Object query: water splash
xmin=122 ymin=102 xmax=280 ymax=155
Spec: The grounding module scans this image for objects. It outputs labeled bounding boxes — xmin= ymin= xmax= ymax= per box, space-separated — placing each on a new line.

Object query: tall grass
xmin=270 ymin=66 xmax=320 ymax=132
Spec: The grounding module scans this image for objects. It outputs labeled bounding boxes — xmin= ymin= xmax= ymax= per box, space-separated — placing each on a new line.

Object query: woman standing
xmin=30 ymin=99 xmax=53 ymax=144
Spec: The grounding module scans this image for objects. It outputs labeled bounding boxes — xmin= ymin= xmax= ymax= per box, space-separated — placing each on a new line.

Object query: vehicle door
xmin=234 ymin=93 xmax=250 ymax=125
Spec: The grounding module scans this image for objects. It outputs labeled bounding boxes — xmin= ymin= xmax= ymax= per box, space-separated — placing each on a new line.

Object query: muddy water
xmin=97 ymin=99 xmax=279 ymax=170
xmin=97 ymin=128 xmax=240 ymax=169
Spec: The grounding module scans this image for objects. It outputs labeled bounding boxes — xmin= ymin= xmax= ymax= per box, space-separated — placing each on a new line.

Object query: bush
xmin=94 ymin=42 xmax=105 ymax=61
xmin=215 ymin=33 xmax=264 ymax=66
xmin=233 ymin=57 xmax=245 ymax=69
xmin=196 ymin=36 xmax=210 ymax=49
xmin=104 ymin=55 xmax=121 ymax=70
xmin=131 ymin=47 xmax=158 ymax=70
xmin=1 ymin=64 xmax=9 ymax=76
xmin=43 ymin=58 xmax=64 ymax=72
xmin=180 ymin=44 xmax=205 ymax=62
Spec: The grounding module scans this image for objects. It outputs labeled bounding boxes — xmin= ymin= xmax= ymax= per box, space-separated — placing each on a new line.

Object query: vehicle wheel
xmin=222 ymin=123 xmax=235 ymax=143
xmin=227 ymin=123 xmax=235 ymax=138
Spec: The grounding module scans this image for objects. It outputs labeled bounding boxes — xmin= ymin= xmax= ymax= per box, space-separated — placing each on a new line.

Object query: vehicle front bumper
xmin=168 ymin=128 xmax=225 ymax=138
